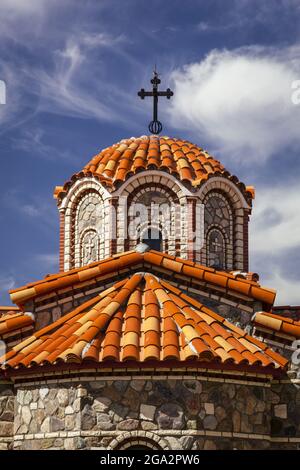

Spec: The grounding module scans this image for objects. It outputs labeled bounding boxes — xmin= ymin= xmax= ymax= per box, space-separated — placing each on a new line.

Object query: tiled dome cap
xmin=54 ymin=136 xmax=255 ymax=202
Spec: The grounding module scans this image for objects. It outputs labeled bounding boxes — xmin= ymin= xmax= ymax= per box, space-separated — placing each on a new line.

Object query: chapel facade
xmin=0 ymin=134 xmax=299 ymax=451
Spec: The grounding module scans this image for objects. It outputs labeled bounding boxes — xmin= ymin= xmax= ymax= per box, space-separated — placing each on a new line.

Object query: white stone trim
xmin=112 ymin=170 xmax=193 ymax=198
xmin=108 ymin=431 xmax=169 ymax=450
xmin=196 ymin=176 xmax=250 ymax=210
xmin=11 ymin=429 xmax=300 ymax=444
xmin=59 ymin=177 xmax=111 ymax=210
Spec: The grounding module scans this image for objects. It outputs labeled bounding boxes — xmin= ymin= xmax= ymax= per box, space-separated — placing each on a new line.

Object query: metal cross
xmin=138 ymin=68 xmax=173 ymax=135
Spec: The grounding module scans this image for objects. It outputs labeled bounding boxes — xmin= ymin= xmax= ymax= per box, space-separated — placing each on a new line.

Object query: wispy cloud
xmin=34 ymin=253 xmax=58 ymax=271
xmin=0 ymin=275 xmax=16 ymax=292
xmin=11 ymin=127 xmax=80 ymax=162
xmin=1 ymin=189 xmax=57 ymax=229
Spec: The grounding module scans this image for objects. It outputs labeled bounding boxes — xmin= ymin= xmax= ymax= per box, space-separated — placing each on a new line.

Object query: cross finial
xmin=138 ymin=68 xmax=173 ymax=134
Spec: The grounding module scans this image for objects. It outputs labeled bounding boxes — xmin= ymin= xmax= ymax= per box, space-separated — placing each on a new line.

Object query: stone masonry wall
xmin=0 ymin=382 xmax=14 ymax=450
xmin=9 ymin=377 xmax=299 ymax=450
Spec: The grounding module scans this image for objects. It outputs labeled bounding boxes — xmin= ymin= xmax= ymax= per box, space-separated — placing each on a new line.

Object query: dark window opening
xmin=141 ymin=227 xmax=163 ymax=251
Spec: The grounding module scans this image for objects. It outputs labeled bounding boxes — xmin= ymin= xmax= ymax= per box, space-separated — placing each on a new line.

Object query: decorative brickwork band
xmin=59 ymin=210 xmax=65 ymax=272
xmin=243 ymin=210 xmax=250 ymax=272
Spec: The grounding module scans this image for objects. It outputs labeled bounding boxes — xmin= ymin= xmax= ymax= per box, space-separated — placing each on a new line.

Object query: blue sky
xmin=0 ymin=0 xmax=300 ymax=305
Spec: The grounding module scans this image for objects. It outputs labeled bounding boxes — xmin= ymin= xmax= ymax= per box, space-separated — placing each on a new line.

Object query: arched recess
xmin=125 ymin=182 xmax=180 ymax=256
xmin=72 ymin=189 xmax=105 ymax=268
xmin=198 ymin=177 xmax=251 ymax=271
xmin=108 ymin=431 xmax=169 ymax=451
xmin=112 ymin=170 xmax=191 ymax=257
xmin=60 ymin=178 xmax=109 ymax=271
xmin=140 ymin=225 xmax=165 ymax=252
xmin=203 ymin=191 xmax=233 ymax=270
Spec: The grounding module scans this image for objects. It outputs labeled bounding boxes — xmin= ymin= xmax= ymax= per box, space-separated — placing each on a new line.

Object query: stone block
xmin=274 ymin=404 xmax=287 ymax=419
xmin=204 ymin=402 xmax=214 ymax=415
xmin=140 ymin=404 xmax=156 ymax=421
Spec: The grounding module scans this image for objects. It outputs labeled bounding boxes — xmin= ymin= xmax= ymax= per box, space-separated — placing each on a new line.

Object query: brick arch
xmin=124 ymin=182 xmax=181 ymax=256
xmin=200 ymin=181 xmax=250 ymax=271
xmin=59 ymin=176 xmax=110 ymax=210
xmin=62 ymin=185 xmax=106 ymax=270
xmin=197 ymin=176 xmax=250 ymax=210
xmin=206 ymin=226 xmax=227 ymax=270
xmin=202 ymin=190 xmax=233 ymax=270
xmin=114 ymin=170 xmax=190 ymax=201
xmin=108 ymin=431 xmax=170 ymax=450
xmin=138 ymin=222 xmax=169 ymax=252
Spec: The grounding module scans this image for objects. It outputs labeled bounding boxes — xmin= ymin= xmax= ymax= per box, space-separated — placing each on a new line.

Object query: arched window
xmin=204 ymin=191 xmax=233 ymax=270
xmin=141 ymin=227 xmax=163 ymax=251
xmin=207 ymin=229 xmax=225 ymax=270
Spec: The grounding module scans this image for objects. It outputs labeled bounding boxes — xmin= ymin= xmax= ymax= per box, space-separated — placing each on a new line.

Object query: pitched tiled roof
xmin=0 ymin=273 xmax=287 ymax=372
xmin=53 ymin=136 xmax=254 ymax=200
xmin=9 ymin=250 xmax=276 ymax=308
xmin=0 ymin=309 xmax=34 ymax=337
xmin=253 ymin=311 xmax=300 ymax=339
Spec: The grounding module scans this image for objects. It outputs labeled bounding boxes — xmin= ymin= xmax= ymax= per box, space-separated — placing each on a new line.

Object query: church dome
xmin=54 ymin=135 xmax=254 ymax=201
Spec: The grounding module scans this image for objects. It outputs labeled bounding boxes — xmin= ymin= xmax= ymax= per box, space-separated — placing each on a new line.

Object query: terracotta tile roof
xmin=0 ymin=274 xmax=287 ymax=372
xmin=53 ymin=136 xmax=254 ymax=201
xmin=253 ymin=311 xmax=300 ymax=339
xmin=9 ymin=250 xmax=276 ymax=308
xmin=0 ymin=310 xmax=34 ymax=337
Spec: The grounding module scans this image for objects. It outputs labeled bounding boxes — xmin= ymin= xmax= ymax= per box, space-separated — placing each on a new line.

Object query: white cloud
xmin=250 ymin=182 xmax=300 ymax=305
xmin=169 ymin=46 xmax=300 ymax=162
xmin=0 ymin=0 xmax=43 ymax=14
xmin=250 ymin=184 xmax=300 ymax=252
xmin=257 ymin=269 xmax=300 ymax=306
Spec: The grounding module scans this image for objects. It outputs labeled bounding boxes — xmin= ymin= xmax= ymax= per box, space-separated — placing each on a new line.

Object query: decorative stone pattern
xmin=199 ymin=177 xmax=249 ymax=271
xmin=58 ymin=170 xmax=251 ymax=272
xmin=8 ymin=377 xmax=300 ymax=450
xmin=204 ymin=191 xmax=233 ymax=270
xmin=74 ymin=191 xmax=104 ymax=267
xmin=60 ymin=178 xmax=110 ymax=271
xmin=124 ymin=177 xmax=183 ymax=257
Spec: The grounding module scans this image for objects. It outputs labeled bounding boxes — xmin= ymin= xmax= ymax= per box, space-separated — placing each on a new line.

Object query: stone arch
xmin=59 ymin=177 xmax=110 ymax=210
xmin=139 ymin=224 xmax=166 ymax=252
xmin=61 ymin=181 xmax=107 ymax=270
xmin=114 ymin=170 xmax=191 ymax=200
xmin=197 ymin=176 xmax=250 ymax=210
xmin=203 ymin=190 xmax=233 ymax=270
xmin=198 ymin=177 xmax=250 ymax=271
xmin=108 ymin=431 xmax=169 ymax=450
xmin=72 ymin=189 xmax=105 ymax=268
xmin=118 ymin=173 xmax=187 ymax=257
xmin=127 ymin=185 xmax=176 ymax=254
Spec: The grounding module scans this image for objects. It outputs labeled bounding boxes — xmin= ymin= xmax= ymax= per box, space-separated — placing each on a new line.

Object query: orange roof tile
xmin=0 ymin=310 xmax=34 ymax=337
xmin=253 ymin=311 xmax=300 ymax=339
xmin=9 ymin=250 xmax=276 ymax=308
xmin=0 ymin=274 xmax=287 ymax=373
xmin=53 ymin=136 xmax=254 ymax=201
